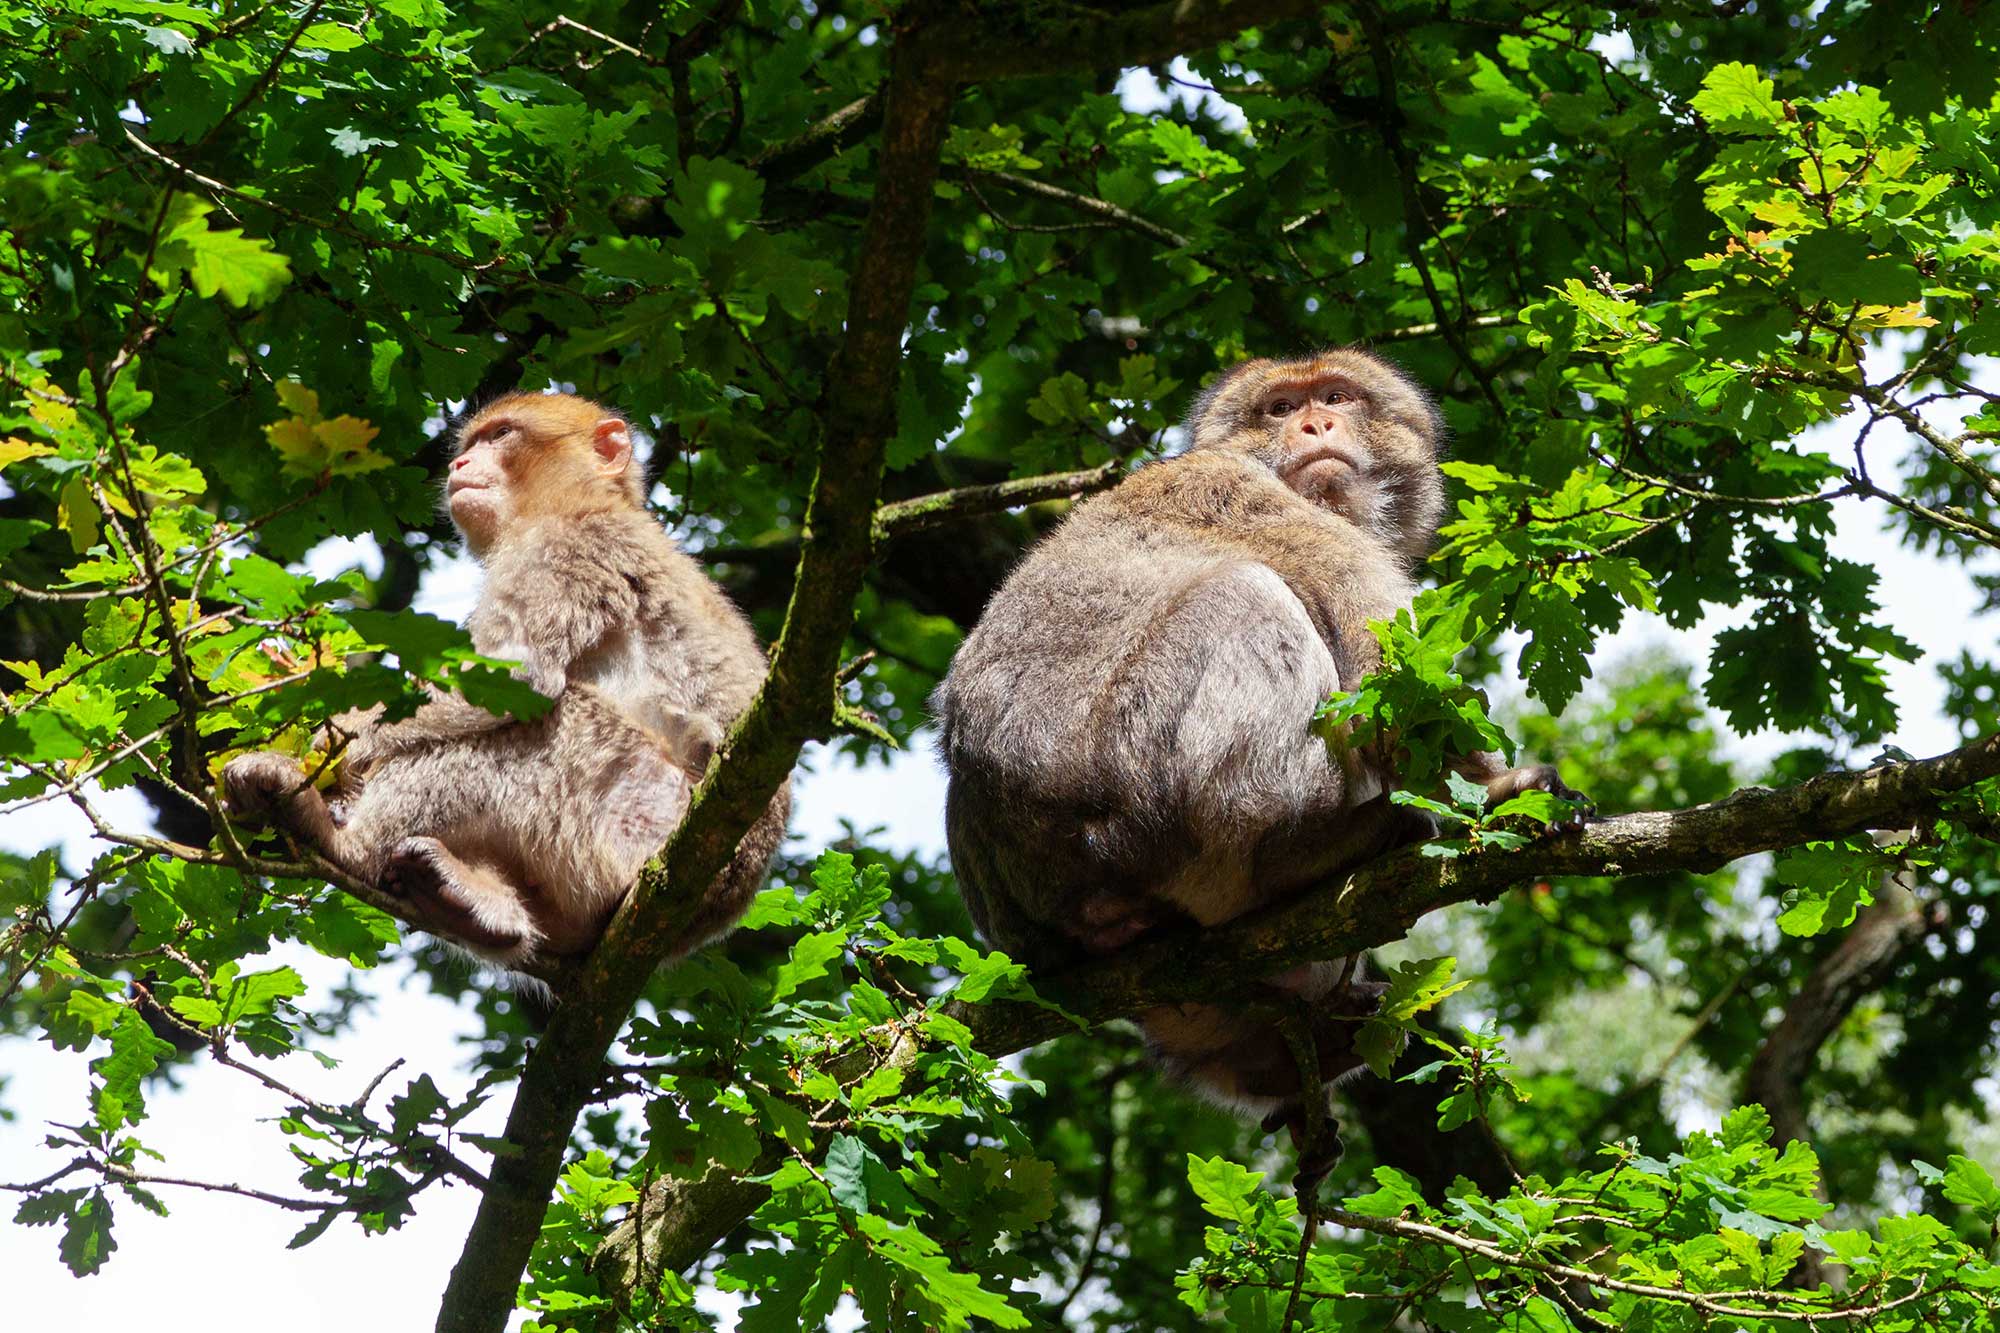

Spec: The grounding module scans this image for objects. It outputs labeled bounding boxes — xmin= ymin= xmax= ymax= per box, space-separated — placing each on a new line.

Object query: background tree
xmin=4 ymin=0 xmax=2000 ymax=1329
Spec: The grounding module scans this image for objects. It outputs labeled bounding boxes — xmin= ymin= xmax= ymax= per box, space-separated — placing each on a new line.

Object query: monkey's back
xmin=936 ymin=461 xmax=1365 ymax=963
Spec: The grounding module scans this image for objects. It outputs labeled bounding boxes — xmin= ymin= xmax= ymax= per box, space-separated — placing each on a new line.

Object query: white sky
xmin=4 ymin=57 xmax=1994 ymax=1332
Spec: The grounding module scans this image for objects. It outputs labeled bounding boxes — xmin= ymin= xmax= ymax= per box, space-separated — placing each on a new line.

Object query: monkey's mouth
xmin=1282 ymin=446 xmax=1363 ymax=492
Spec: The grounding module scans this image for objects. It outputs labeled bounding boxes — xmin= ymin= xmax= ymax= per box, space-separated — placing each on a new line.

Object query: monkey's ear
xmin=591 ymin=418 xmax=633 ymax=476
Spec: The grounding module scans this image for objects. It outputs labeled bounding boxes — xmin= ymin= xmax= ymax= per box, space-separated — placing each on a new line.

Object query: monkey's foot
xmin=379 ymin=837 xmax=527 ymax=955
xmin=1493 ymin=763 xmax=1594 ymax=832
xmin=221 ymin=751 xmax=308 ymax=828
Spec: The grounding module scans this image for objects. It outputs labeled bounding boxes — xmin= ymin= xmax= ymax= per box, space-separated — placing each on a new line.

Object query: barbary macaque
xmin=934 ymin=349 xmax=1573 ymax=1153
xmin=224 ymin=392 xmax=788 ymax=970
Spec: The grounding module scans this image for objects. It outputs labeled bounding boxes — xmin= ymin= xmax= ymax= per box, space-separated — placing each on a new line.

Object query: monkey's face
xmin=1186 ymin=350 xmax=1447 ymax=563
xmin=447 ymin=394 xmax=641 ymax=555
xmin=446 ymin=412 xmax=524 ymax=555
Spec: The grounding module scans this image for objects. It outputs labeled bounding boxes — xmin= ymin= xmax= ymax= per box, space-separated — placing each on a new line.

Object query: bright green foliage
xmin=524 ymin=852 xmax=1048 ymax=1329
xmin=1183 ymin=1089 xmax=2000 ymax=1330
xmin=2 ymin=0 xmax=2000 ymax=1328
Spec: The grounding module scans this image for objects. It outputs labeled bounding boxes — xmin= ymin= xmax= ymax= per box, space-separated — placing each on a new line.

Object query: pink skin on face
xmin=1268 ymin=379 xmax=1369 ymax=505
xmin=446 ymin=423 xmax=516 ymax=554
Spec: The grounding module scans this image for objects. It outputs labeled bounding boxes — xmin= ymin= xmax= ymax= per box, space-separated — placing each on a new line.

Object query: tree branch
xmin=872 ymin=461 xmax=1124 ymax=541
xmin=948 ymin=166 xmax=1193 ymax=249
xmin=590 ymin=737 xmax=2000 ymax=1306
xmin=431 ymin=35 xmax=958 ymax=1333
xmin=752 ymin=92 xmax=884 ymax=181
xmin=1744 ymin=876 xmax=1928 ymax=1290
xmin=954 ymin=736 xmax=2000 ymax=1072
xmin=1745 ymin=879 xmax=1927 ymax=1151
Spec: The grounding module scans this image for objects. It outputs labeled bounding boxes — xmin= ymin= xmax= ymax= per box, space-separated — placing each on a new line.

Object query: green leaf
xmin=1773 ymin=841 xmax=1887 ymax=936
xmin=825 ymin=1134 xmax=872 ymax=1213
xmin=1943 ymin=1155 xmax=2000 ymax=1222
xmin=769 ymin=930 xmax=847 ymax=1001
xmin=93 ymin=1008 xmax=176 ymax=1130
xmin=1186 ymin=1154 xmax=1267 ymax=1225
xmin=1690 ymin=62 xmax=1785 ymax=132
xmin=152 ymin=197 xmax=292 ymax=307
xmin=1789 ymin=230 xmax=1923 ymax=306
xmin=59 ymin=1189 xmax=117 ymax=1277
xmin=1355 ymin=957 xmax=1471 ymax=1078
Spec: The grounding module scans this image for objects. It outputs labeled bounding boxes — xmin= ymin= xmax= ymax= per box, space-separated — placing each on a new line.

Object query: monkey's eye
xmin=1267 ymin=399 xmax=1295 ymax=417
xmin=1323 ymin=389 xmax=1352 ymax=405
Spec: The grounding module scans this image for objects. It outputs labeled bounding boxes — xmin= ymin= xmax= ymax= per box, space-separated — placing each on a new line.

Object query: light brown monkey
xmin=933 ymin=349 xmax=1573 ymax=1155
xmin=224 ymin=392 xmax=789 ymax=970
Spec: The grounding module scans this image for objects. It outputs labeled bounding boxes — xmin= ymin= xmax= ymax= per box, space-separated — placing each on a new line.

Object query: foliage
xmin=2 ymin=0 xmax=1999 ymax=1328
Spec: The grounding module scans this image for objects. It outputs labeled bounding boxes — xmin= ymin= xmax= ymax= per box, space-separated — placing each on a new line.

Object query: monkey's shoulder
xmin=510 ymin=509 xmax=684 ymax=575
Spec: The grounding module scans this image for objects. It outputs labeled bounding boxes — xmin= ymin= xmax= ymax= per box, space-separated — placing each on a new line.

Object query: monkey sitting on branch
xmin=224 ymin=393 xmax=789 ymax=972
xmin=934 ymin=348 xmax=1574 ymax=1171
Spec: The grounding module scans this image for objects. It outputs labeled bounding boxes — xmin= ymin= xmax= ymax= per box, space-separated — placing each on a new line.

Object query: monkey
xmin=932 ymin=348 xmax=1575 ymax=1163
xmin=223 ymin=392 xmax=790 ymax=971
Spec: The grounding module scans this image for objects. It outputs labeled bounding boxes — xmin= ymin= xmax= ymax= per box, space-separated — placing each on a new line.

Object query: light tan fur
xmin=934 ymin=349 xmax=1568 ymax=1149
xmin=224 ymin=392 xmax=789 ymax=970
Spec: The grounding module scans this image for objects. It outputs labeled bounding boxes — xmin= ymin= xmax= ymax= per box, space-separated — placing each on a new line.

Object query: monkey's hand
xmin=222 ymin=752 xmax=341 ymax=846
xmin=1474 ymin=759 xmax=1591 ymax=832
xmin=648 ymin=707 xmax=725 ymax=780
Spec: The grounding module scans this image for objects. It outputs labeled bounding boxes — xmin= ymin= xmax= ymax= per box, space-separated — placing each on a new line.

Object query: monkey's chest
xmin=571 ymin=629 xmax=699 ymax=712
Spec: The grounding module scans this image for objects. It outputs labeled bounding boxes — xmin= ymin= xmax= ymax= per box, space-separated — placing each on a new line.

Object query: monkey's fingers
xmin=1270 ymin=1103 xmax=1344 ymax=1197
xmin=220 ymin=752 xmax=308 ymax=829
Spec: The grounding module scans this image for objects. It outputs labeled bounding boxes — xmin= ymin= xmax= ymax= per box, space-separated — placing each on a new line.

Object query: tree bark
xmin=430 ymin=36 xmax=958 ymax=1333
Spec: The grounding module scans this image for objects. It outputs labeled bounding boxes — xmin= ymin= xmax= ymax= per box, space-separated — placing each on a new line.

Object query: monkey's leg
xmin=378 ymin=837 xmax=535 ymax=958
xmin=1249 ymin=790 xmax=1439 ymax=893
xmin=1143 ymin=975 xmax=1388 ymax=1173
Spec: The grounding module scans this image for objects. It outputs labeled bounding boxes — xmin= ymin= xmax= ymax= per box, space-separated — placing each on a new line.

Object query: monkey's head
xmin=1184 ymin=349 xmax=1447 ymax=562
xmin=446 ymin=392 xmax=646 ymax=556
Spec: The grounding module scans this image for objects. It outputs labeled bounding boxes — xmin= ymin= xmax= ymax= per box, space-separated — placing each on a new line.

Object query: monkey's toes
xmin=1264 ymin=1103 xmax=1345 ymax=1196
xmin=378 ymin=837 xmax=446 ymax=901
xmin=221 ymin=752 xmax=304 ymax=827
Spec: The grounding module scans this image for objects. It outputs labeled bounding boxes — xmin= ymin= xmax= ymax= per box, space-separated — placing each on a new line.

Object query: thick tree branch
xmin=954 ymin=737 xmax=2000 ymax=1070
xmin=1745 ymin=880 xmax=1927 ymax=1152
xmin=590 ymin=738 xmax=2000 ymax=1305
xmin=431 ymin=36 xmax=958 ymax=1333
xmin=752 ymin=92 xmax=884 ymax=182
xmin=1742 ymin=877 xmax=1928 ymax=1290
